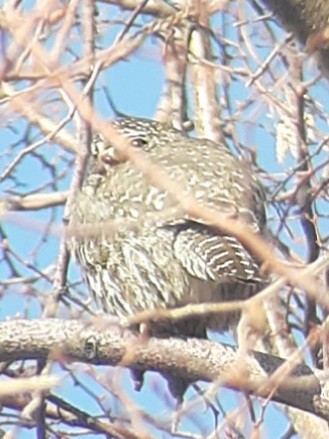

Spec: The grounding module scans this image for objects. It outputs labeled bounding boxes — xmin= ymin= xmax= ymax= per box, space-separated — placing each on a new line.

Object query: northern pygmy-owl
xmin=69 ymin=117 xmax=266 ymax=338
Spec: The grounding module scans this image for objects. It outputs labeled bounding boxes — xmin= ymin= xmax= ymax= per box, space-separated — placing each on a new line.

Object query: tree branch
xmin=0 ymin=318 xmax=329 ymax=423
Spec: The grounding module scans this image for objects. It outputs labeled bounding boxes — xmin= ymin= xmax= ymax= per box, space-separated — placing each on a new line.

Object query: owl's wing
xmin=152 ymin=140 xmax=266 ymax=232
xmin=171 ymin=222 xmax=263 ymax=284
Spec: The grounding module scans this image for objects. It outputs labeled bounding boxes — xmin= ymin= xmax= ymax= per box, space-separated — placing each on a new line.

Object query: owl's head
xmin=90 ymin=117 xmax=182 ymax=166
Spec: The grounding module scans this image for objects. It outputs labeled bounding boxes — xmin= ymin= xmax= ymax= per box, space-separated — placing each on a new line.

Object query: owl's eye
xmin=131 ymin=137 xmax=148 ymax=148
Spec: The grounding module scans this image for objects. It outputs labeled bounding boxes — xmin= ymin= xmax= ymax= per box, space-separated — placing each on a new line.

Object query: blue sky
xmin=1 ymin=1 xmax=329 ymax=437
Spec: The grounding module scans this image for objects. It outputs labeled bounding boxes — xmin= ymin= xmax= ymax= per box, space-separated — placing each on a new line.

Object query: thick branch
xmin=0 ymin=318 xmax=329 ymax=422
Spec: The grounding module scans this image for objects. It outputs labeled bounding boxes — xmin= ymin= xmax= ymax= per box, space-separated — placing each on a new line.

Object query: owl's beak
xmin=100 ymin=147 xmax=127 ymax=166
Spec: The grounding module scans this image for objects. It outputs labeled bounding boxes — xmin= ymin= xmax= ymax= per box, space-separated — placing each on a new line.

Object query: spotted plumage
xmin=69 ymin=117 xmax=266 ymax=335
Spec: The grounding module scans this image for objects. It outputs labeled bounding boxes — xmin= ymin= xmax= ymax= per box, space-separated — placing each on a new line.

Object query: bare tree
xmin=1 ymin=1 xmax=329 ymax=437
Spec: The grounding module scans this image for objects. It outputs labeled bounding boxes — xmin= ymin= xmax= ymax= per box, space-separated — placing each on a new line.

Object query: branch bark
xmin=1 ymin=318 xmax=329 ymax=424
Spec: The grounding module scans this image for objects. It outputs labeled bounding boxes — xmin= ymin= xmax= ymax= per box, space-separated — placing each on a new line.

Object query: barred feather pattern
xmin=69 ymin=117 xmax=267 ymax=335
